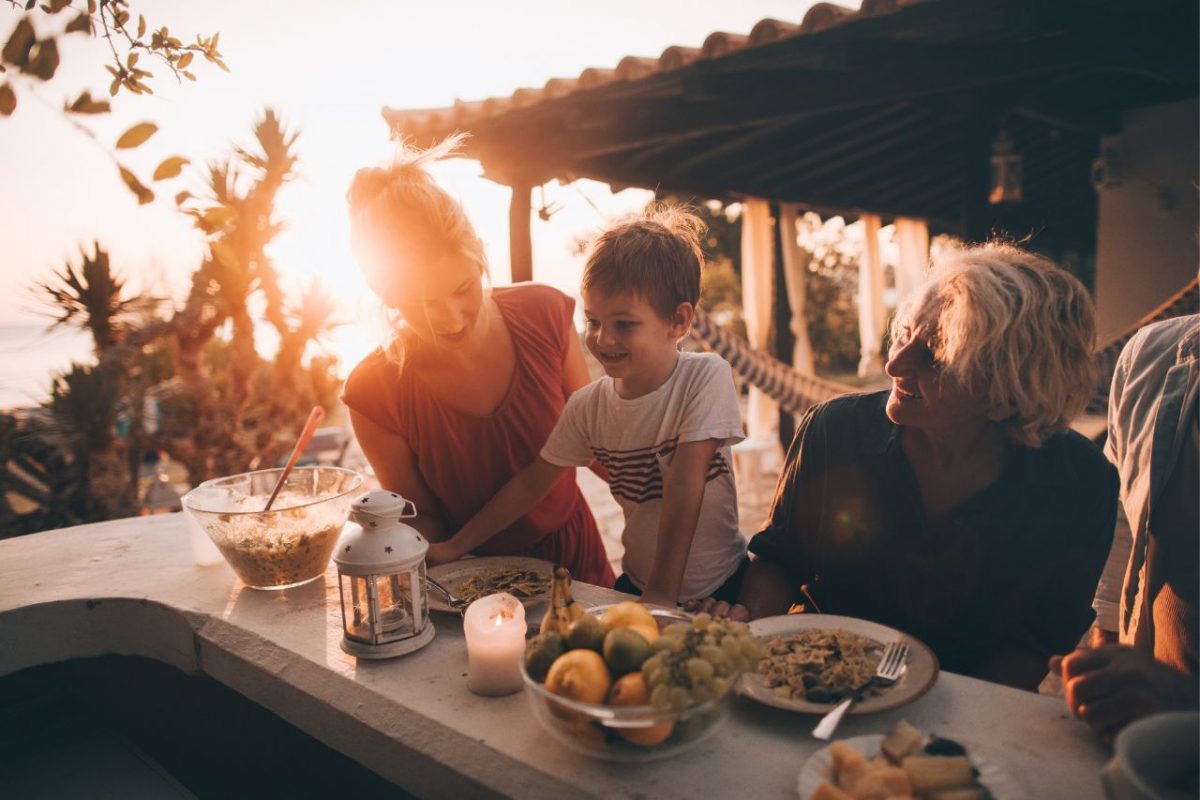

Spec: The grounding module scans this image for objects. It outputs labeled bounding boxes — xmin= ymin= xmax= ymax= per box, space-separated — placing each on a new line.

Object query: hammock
xmin=690 ymin=308 xmax=854 ymax=417
xmin=691 ymin=278 xmax=1200 ymax=419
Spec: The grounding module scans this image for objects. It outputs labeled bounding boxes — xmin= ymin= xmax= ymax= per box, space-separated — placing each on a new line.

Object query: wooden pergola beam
xmin=508 ymin=182 xmax=532 ymax=283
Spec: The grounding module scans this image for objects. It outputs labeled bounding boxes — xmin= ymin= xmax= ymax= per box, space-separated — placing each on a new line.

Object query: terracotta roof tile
xmin=700 ymin=31 xmax=750 ymax=60
xmin=615 ymin=56 xmax=659 ymax=80
xmin=658 ymin=45 xmax=702 ymax=70
xmin=382 ymin=1 xmax=928 ymax=137
xmin=748 ymin=18 xmax=802 ymax=45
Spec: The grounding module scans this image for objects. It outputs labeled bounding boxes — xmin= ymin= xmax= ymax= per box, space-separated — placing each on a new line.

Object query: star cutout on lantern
xmin=368 ymin=520 xmax=376 ymax=527
xmin=385 ymin=546 xmax=393 ymax=554
xmin=344 ymin=545 xmax=351 ymax=552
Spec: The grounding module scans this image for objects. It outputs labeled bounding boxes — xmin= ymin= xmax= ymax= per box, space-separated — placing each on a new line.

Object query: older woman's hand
xmin=684 ymin=596 xmax=751 ymax=622
xmin=1054 ymin=645 xmax=1198 ymax=738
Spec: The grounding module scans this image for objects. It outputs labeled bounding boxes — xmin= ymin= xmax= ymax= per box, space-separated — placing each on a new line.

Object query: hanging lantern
xmin=334 ymin=490 xmax=435 ymax=658
xmin=989 ymin=130 xmax=1023 ymax=204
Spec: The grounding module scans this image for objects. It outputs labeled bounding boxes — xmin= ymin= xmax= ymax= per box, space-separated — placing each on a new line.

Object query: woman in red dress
xmin=342 ymin=138 xmax=614 ymax=587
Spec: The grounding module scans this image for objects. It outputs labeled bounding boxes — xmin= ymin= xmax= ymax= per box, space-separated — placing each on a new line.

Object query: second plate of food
xmin=427 ymin=556 xmax=554 ymax=613
xmin=741 ymin=614 xmax=939 ymax=715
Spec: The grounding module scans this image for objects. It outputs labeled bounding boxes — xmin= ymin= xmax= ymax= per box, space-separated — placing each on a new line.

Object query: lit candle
xmin=463 ymin=593 xmax=527 ymax=696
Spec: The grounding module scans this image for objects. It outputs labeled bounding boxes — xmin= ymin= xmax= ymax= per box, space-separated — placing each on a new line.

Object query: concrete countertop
xmin=0 ymin=513 xmax=1112 ymax=799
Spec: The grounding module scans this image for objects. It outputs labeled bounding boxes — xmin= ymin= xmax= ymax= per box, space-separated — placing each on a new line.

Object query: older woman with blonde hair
xmin=699 ymin=243 xmax=1118 ymax=690
xmin=341 ymin=138 xmax=615 ymax=586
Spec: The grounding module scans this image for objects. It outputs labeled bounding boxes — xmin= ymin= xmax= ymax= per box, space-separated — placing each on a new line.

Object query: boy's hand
xmin=426 ymin=538 xmax=463 ymax=566
xmin=685 ymin=596 xmax=750 ymax=622
xmin=638 ymin=589 xmax=677 ymax=609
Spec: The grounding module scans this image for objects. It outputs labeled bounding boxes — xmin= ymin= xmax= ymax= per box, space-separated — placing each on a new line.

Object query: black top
xmin=750 ymin=391 xmax=1118 ymax=682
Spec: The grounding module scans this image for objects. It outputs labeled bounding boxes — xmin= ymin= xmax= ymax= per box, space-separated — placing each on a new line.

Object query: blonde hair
xmin=891 ymin=243 xmax=1097 ymax=447
xmin=582 ymin=204 xmax=705 ymax=320
xmin=346 ymin=134 xmax=488 ymax=366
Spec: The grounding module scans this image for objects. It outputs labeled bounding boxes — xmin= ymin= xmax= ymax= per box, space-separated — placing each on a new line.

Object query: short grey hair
xmin=891 ymin=243 xmax=1097 ymax=447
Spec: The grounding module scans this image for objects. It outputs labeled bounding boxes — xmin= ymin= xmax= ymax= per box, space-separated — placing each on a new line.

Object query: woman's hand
xmin=684 ymin=596 xmax=750 ymax=622
xmin=1053 ymin=645 xmax=1199 ymax=737
xmin=426 ymin=538 xmax=464 ymax=566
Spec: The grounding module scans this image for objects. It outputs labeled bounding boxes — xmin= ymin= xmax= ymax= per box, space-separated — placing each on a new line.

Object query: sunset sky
xmin=0 ymin=0 xmax=832 ymax=370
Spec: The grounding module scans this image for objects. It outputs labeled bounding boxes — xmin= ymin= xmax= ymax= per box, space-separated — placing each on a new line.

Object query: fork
xmin=812 ymin=640 xmax=909 ymax=740
xmin=426 ymin=576 xmax=469 ymax=613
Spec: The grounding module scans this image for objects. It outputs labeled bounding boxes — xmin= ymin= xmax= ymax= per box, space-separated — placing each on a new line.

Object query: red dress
xmin=342 ymin=284 xmax=615 ymax=587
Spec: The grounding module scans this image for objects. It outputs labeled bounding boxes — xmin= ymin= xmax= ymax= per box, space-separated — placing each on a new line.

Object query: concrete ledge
xmin=0 ymin=598 xmax=201 ymax=678
xmin=0 ymin=596 xmax=587 ymax=799
xmin=1 ymin=512 xmax=1110 ymax=799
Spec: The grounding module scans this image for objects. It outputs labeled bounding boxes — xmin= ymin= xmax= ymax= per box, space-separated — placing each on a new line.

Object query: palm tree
xmin=6 ymin=109 xmax=343 ymax=535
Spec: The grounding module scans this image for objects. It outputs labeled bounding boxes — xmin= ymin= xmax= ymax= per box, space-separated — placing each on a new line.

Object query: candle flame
xmin=493 ymin=613 xmax=504 ymax=628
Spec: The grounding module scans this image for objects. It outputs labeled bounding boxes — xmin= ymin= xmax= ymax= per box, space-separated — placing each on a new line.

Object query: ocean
xmin=0 ymin=321 xmax=381 ymax=413
xmin=0 ymin=323 xmax=95 ymax=411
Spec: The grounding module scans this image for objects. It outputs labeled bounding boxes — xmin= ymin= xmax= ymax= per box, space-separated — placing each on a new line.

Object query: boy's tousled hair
xmin=582 ymin=204 xmax=706 ymax=319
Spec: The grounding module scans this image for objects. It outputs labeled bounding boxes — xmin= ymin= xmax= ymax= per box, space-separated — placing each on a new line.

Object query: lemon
xmin=545 ymin=648 xmax=612 ymax=705
xmin=599 ymin=600 xmax=656 ymax=631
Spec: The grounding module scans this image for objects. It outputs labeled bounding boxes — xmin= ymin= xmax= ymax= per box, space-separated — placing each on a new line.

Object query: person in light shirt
xmin=695 ymin=244 xmax=1118 ymax=690
xmin=1053 ymin=313 xmax=1198 ymax=737
xmin=432 ymin=207 xmax=748 ymax=608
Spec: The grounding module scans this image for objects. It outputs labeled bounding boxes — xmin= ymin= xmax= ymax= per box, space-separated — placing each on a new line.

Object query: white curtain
xmin=894 ymin=217 xmax=930 ymax=302
xmin=740 ymin=199 xmax=778 ymax=442
xmin=779 ymin=203 xmax=815 ymax=376
xmin=857 ymin=213 xmax=887 ymax=378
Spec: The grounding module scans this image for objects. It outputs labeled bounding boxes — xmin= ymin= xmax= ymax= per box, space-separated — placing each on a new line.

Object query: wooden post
xmin=509 ymin=181 xmax=533 ymax=283
xmin=770 ymin=202 xmax=796 ymax=449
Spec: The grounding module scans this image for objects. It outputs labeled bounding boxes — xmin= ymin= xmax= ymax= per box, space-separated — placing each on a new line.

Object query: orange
xmin=599 ymin=601 xmax=656 ymax=631
xmin=545 ymin=649 xmax=612 ymax=705
xmin=606 ymin=672 xmax=674 ymax=747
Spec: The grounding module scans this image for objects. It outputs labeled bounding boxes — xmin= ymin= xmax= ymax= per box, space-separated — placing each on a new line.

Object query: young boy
xmin=427 ymin=208 xmax=747 ymax=607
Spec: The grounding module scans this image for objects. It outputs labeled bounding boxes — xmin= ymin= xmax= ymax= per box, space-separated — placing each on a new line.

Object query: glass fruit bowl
xmin=520 ymin=606 xmax=734 ymax=762
xmin=184 ymin=466 xmax=363 ymax=590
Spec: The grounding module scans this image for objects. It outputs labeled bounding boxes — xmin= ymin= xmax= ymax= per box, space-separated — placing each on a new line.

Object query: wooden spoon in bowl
xmin=263 ymin=405 xmax=326 ymax=512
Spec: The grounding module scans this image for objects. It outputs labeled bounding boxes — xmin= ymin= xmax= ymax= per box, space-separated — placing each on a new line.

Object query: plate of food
xmin=426 ymin=556 xmax=554 ymax=613
xmin=741 ymin=614 xmax=938 ymax=715
xmin=797 ymin=721 xmax=1024 ymax=799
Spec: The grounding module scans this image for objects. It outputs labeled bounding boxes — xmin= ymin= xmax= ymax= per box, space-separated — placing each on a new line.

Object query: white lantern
xmin=334 ymin=490 xmax=435 ymax=658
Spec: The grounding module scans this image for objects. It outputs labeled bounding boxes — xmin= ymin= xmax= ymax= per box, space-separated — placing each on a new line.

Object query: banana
xmin=540 ymin=566 xmax=585 ymax=636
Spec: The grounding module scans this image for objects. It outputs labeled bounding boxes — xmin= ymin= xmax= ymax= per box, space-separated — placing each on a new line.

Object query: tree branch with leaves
xmin=1 ymin=0 xmax=226 ymax=203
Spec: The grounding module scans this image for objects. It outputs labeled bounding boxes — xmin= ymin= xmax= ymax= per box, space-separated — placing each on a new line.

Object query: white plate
xmin=741 ymin=614 xmax=939 ymax=715
xmin=426 ymin=556 xmax=554 ymax=613
xmin=797 ymin=734 xmax=1025 ymax=800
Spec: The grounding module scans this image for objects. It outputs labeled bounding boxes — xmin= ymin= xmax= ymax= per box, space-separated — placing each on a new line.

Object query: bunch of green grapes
xmin=641 ymin=612 xmax=763 ymax=712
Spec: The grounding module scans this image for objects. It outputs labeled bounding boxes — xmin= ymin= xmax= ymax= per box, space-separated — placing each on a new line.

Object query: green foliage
xmin=795 ymin=213 xmax=862 ymax=374
xmin=3 ymin=110 xmax=342 ymax=536
xmin=1 ymin=0 xmax=224 ymax=202
xmin=630 ymin=196 xmax=862 ymax=375
xmin=51 ymin=363 xmax=120 ymax=452
xmin=0 ymin=410 xmax=87 ymax=535
xmin=34 ymin=244 xmax=156 ymax=352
